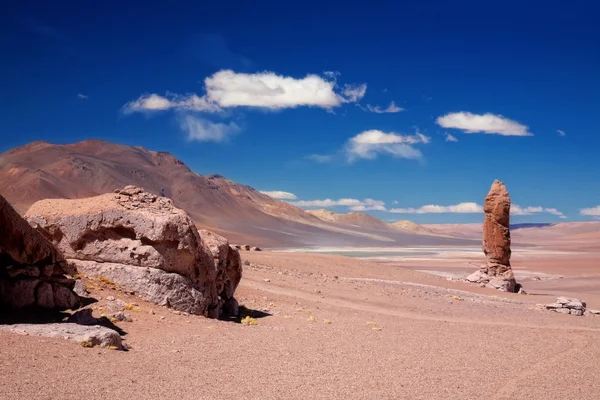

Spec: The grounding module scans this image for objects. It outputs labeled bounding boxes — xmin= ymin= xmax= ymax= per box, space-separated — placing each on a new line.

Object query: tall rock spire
xmin=466 ymin=180 xmax=521 ymax=293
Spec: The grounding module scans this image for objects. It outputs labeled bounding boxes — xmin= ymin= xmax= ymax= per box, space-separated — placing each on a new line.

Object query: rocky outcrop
xmin=0 ymin=194 xmax=79 ymax=310
xmin=26 ymin=186 xmax=242 ymax=318
xmin=466 ymin=180 xmax=519 ymax=292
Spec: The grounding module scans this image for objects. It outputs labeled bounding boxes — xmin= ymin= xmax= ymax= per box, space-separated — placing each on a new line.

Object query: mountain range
xmin=2 ymin=140 xmax=598 ymax=248
xmin=0 ymin=140 xmax=474 ymax=248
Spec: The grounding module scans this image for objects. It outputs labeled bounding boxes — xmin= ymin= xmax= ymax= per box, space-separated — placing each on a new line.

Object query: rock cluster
xmin=0 ymin=194 xmax=79 ymax=310
xmin=544 ymin=297 xmax=589 ymax=316
xmin=26 ymin=186 xmax=242 ymax=318
xmin=466 ymin=180 xmax=520 ymax=293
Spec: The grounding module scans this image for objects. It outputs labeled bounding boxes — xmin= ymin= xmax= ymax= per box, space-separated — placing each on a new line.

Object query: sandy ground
xmin=2 ymin=250 xmax=600 ymax=400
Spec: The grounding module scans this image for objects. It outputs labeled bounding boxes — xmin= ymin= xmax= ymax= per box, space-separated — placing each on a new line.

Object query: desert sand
xmin=2 ymin=248 xmax=599 ymax=400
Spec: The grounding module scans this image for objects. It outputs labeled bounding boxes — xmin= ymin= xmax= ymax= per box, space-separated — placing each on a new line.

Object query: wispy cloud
xmin=444 ymin=133 xmax=458 ymax=142
xmin=77 ymin=93 xmax=88 ymax=100
xmin=23 ymin=18 xmax=68 ymax=41
xmin=179 ymin=115 xmax=241 ymax=142
xmin=557 ymin=129 xmax=566 ymax=136
xmin=341 ymin=84 xmax=368 ymax=103
xmin=123 ymin=93 xmax=221 ymax=114
xmin=436 ymin=112 xmax=531 ymax=136
xmin=304 ymin=154 xmax=334 ymax=163
xmin=363 ymin=101 xmax=404 ymax=114
xmin=187 ymin=34 xmax=254 ymax=69
xmin=291 ymin=198 xmax=386 ymax=211
xmin=389 ymin=202 xmax=565 ymax=217
xmin=124 ymin=70 xmax=366 ymax=113
xmin=344 ymin=130 xmax=430 ymax=162
xmin=580 ymin=205 xmax=600 ymax=217
xmin=260 ymin=191 xmax=297 ymax=200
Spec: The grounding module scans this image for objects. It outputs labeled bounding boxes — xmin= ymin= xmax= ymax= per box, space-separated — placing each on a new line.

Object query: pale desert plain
xmin=2 ymin=240 xmax=600 ymax=400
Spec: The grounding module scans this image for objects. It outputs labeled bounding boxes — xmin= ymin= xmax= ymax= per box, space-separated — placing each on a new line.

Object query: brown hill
xmin=0 ymin=140 xmax=474 ymax=248
xmin=391 ymin=220 xmax=435 ymax=235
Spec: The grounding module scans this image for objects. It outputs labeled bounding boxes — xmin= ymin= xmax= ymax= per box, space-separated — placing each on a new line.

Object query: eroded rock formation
xmin=26 ymin=186 xmax=242 ymax=317
xmin=0 ymin=194 xmax=79 ymax=310
xmin=466 ymin=180 xmax=520 ymax=292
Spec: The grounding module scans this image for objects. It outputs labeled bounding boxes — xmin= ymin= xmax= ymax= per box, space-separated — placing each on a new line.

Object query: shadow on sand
xmin=219 ymin=305 xmax=271 ymax=323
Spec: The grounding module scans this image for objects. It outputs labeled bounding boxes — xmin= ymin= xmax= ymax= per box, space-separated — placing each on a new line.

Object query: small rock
xmin=108 ymin=312 xmax=132 ymax=322
xmin=106 ymin=296 xmax=116 ymax=301
xmin=73 ymin=280 xmax=89 ymax=297
xmin=263 ymin=279 xmax=270 ymax=283
xmin=570 ymin=309 xmax=584 ymax=316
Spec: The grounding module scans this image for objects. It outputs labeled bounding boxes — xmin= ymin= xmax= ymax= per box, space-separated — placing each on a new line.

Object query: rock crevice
xmin=0 ymin=194 xmax=79 ymax=310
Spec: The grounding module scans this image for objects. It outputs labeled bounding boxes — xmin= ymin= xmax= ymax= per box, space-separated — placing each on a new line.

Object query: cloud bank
xmin=291 ymin=198 xmax=386 ymax=211
xmin=390 ymin=202 xmax=565 ymax=217
xmin=436 ymin=112 xmax=531 ymax=136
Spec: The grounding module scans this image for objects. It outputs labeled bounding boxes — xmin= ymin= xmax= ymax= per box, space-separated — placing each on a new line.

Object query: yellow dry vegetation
xmin=241 ymin=316 xmax=258 ymax=325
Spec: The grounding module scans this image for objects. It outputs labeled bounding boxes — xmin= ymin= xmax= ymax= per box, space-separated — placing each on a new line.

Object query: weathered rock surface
xmin=0 ymin=194 xmax=79 ymax=310
xmin=544 ymin=297 xmax=587 ymax=316
xmin=26 ymin=186 xmax=242 ymax=317
xmin=0 ymin=322 xmax=122 ymax=349
xmin=465 ymin=180 xmax=519 ymax=293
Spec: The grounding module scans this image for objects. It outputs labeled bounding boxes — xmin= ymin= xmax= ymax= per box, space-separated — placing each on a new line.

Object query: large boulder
xmin=0 ymin=194 xmax=79 ymax=310
xmin=25 ymin=186 xmax=242 ymax=317
xmin=465 ymin=180 xmax=519 ymax=293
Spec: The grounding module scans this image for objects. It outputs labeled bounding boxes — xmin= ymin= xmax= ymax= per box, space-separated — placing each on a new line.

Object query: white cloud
xmin=389 ymin=202 xmax=484 ymax=214
xmin=436 ymin=112 xmax=531 ymax=136
xmin=445 ymin=133 xmax=458 ymax=142
xmin=305 ymin=154 xmax=334 ymax=163
xmin=389 ymin=202 xmax=565 ymax=217
xmin=344 ymin=130 xmax=430 ymax=162
xmin=124 ymin=70 xmax=367 ymax=113
xmin=580 ymin=205 xmax=600 ymax=216
xmin=511 ymin=205 xmax=566 ymax=218
xmin=260 ymin=191 xmax=297 ymax=200
xmin=365 ymin=101 xmax=404 ymax=114
xmin=179 ymin=115 xmax=241 ymax=142
xmin=557 ymin=129 xmax=566 ymax=136
xmin=77 ymin=93 xmax=88 ymax=100
xmin=291 ymin=198 xmax=385 ymax=211
xmin=393 ymin=200 xmax=399 ymax=204
xmin=340 ymin=84 xmax=367 ymax=103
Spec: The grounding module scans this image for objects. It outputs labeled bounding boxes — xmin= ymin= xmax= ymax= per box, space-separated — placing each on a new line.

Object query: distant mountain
xmin=391 ymin=220 xmax=435 ymax=235
xmin=306 ymin=209 xmax=392 ymax=230
xmin=0 ymin=140 xmax=475 ymax=248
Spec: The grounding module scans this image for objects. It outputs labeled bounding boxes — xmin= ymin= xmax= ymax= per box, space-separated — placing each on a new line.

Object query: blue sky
xmin=2 ymin=0 xmax=599 ymax=223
